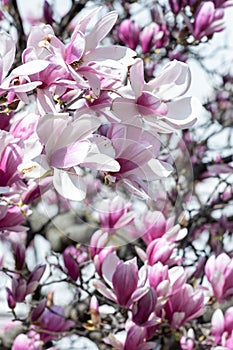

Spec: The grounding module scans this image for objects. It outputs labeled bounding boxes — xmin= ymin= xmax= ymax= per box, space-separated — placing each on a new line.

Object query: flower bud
xmin=63 ymin=246 xmax=80 ymax=281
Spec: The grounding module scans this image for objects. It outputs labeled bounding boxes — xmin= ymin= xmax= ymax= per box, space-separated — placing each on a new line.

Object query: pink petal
xmin=50 ymin=141 xmax=91 ymax=168
xmin=85 ymin=11 xmax=118 ymax=52
xmin=129 ymin=58 xmax=145 ymax=98
xmin=83 ymin=45 xmax=135 ymax=62
xmin=81 ymin=153 xmax=120 ymax=172
xmin=11 ymin=60 xmax=50 ymax=76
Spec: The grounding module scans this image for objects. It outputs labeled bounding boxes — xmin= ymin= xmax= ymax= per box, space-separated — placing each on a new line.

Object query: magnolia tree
xmin=0 ymin=0 xmax=233 ymax=349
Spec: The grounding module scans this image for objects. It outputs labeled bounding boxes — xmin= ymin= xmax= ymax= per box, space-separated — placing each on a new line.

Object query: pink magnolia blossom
xmin=180 ymin=328 xmax=195 ymax=350
xmin=193 ymin=2 xmax=225 ymax=40
xmin=103 ymin=123 xmax=172 ymax=198
xmin=164 ymin=284 xmax=205 ymax=328
xmin=211 ymin=307 xmax=233 ymax=347
xmin=205 ymin=253 xmax=233 ymax=301
xmin=0 ymin=203 xmax=28 ymax=233
xmin=0 ymin=130 xmax=24 ymax=187
xmin=169 ymin=0 xmax=185 ymax=14
xmin=35 ymin=305 xmax=74 ymax=344
xmin=112 ymin=59 xmax=201 ymax=132
xmin=95 ymin=253 xmax=139 ymax=307
xmin=107 ymin=324 xmax=155 ymax=350
xmin=12 ymin=332 xmax=42 ymax=350
xmin=0 ymin=31 xmax=50 ymax=99
xmin=145 ymin=237 xmax=177 ymax=266
xmin=132 ymin=287 xmax=157 ymax=326
xmin=22 ymin=9 xmax=135 ymax=112
xmin=117 ymin=19 xmax=140 ymax=50
xmin=98 ymin=196 xmax=134 ymax=235
xmin=21 ymin=113 xmax=119 ymax=201
xmin=6 ymin=264 xmax=46 ymax=306
xmin=148 ymin=263 xmax=187 ymax=308
xmin=133 ymin=210 xmax=187 ymax=245
xmin=140 ymin=23 xmax=162 ymax=54
xmin=89 ymin=230 xmax=116 ymax=277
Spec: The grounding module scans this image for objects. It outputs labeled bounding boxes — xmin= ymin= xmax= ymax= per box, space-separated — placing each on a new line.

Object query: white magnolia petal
xmin=84 ymin=46 xmax=134 ymax=62
xmin=147 ymin=60 xmax=191 ymax=100
xmin=37 ymin=113 xmax=70 ymax=154
xmin=90 ymin=134 xmax=116 ymax=158
xmin=165 ymin=96 xmax=202 ymax=127
xmin=0 ymin=31 xmax=16 ymax=79
xmin=112 ymin=98 xmax=138 ymax=121
xmin=53 ymin=168 xmax=86 ymax=201
xmin=18 ymin=156 xmax=50 ymax=179
xmin=50 ymin=141 xmax=91 ymax=168
xmin=81 ymin=153 xmax=120 ymax=172
xmin=9 ymin=81 xmax=42 ymax=92
xmin=37 ymin=88 xmax=57 ymax=115
xmin=11 ymin=60 xmax=50 ymax=76
xmin=102 ymin=253 xmax=120 ymax=286
xmin=57 ymin=114 xmax=101 ymax=149
xmin=129 ymin=58 xmax=144 ymax=98
xmin=85 ymin=11 xmax=118 ymax=52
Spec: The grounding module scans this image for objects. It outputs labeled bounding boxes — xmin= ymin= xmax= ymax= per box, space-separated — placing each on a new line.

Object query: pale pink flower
xmin=107 ymin=324 xmax=155 ymax=350
xmin=112 ymin=59 xmax=201 ymax=132
xmin=35 ymin=305 xmax=74 ymax=344
xmin=89 ymin=230 xmax=116 ymax=277
xmin=0 ymin=203 xmax=28 ymax=233
xmin=12 ymin=332 xmax=42 ymax=350
xmin=21 ymin=113 xmax=119 ymax=201
xmin=180 ymin=328 xmax=195 ymax=350
xmin=164 ymin=284 xmax=205 ymax=328
xmin=133 ymin=210 xmax=187 ymax=245
xmin=211 ymin=307 xmax=233 ymax=347
xmin=0 ymin=130 xmax=23 ymax=187
xmin=140 ymin=23 xmax=163 ymax=54
xmin=103 ymin=123 xmax=172 ymax=199
xmin=205 ymin=253 xmax=233 ymax=301
xmin=98 ymin=196 xmax=134 ymax=235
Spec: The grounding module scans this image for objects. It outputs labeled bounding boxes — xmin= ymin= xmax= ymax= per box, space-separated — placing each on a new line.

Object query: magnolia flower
xmin=0 ymin=31 xmax=51 ymax=100
xmin=193 ymin=2 xmax=225 ymax=40
xmin=117 ymin=19 xmax=140 ymax=50
xmin=164 ymin=284 xmax=205 ymax=328
xmin=12 ymin=332 xmax=43 ymax=350
xmin=35 ymin=305 xmax=74 ymax=344
xmin=205 ymin=253 xmax=233 ymax=301
xmin=20 ymin=113 xmax=119 ymax=201
xmin=94 ymin=253 xmax=139 ymax=307
xmin=89 ymin=230 xmax=116 ymax=277
xmin=133 ymin=210 xmax=187 ymax=245
xmin=169 ymin=0 xmax=185 ymax=14
xmin=0 ymin=130 xmax=24 ymax=187
xmin=97 ymin=195 xmax=134 ymax=235
xmin=103 ymin=123 xmax=172 ymax=199
xmin=112 ymin=59 xmax=201 ymax=132
xmin=211 ymin=308 xmax=233 ymax=347
xmin=107 ymin=324 xmax=155 ymax=350
xmin=6 ymin=264 xmax=46 ymax=306
xmin=180 ymin=328 xmax=195 ymax=350
xmin=140 ymin=23 xmax=162 ymax=54
xmin=23 ymin=9 xmax=135 ymax=112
